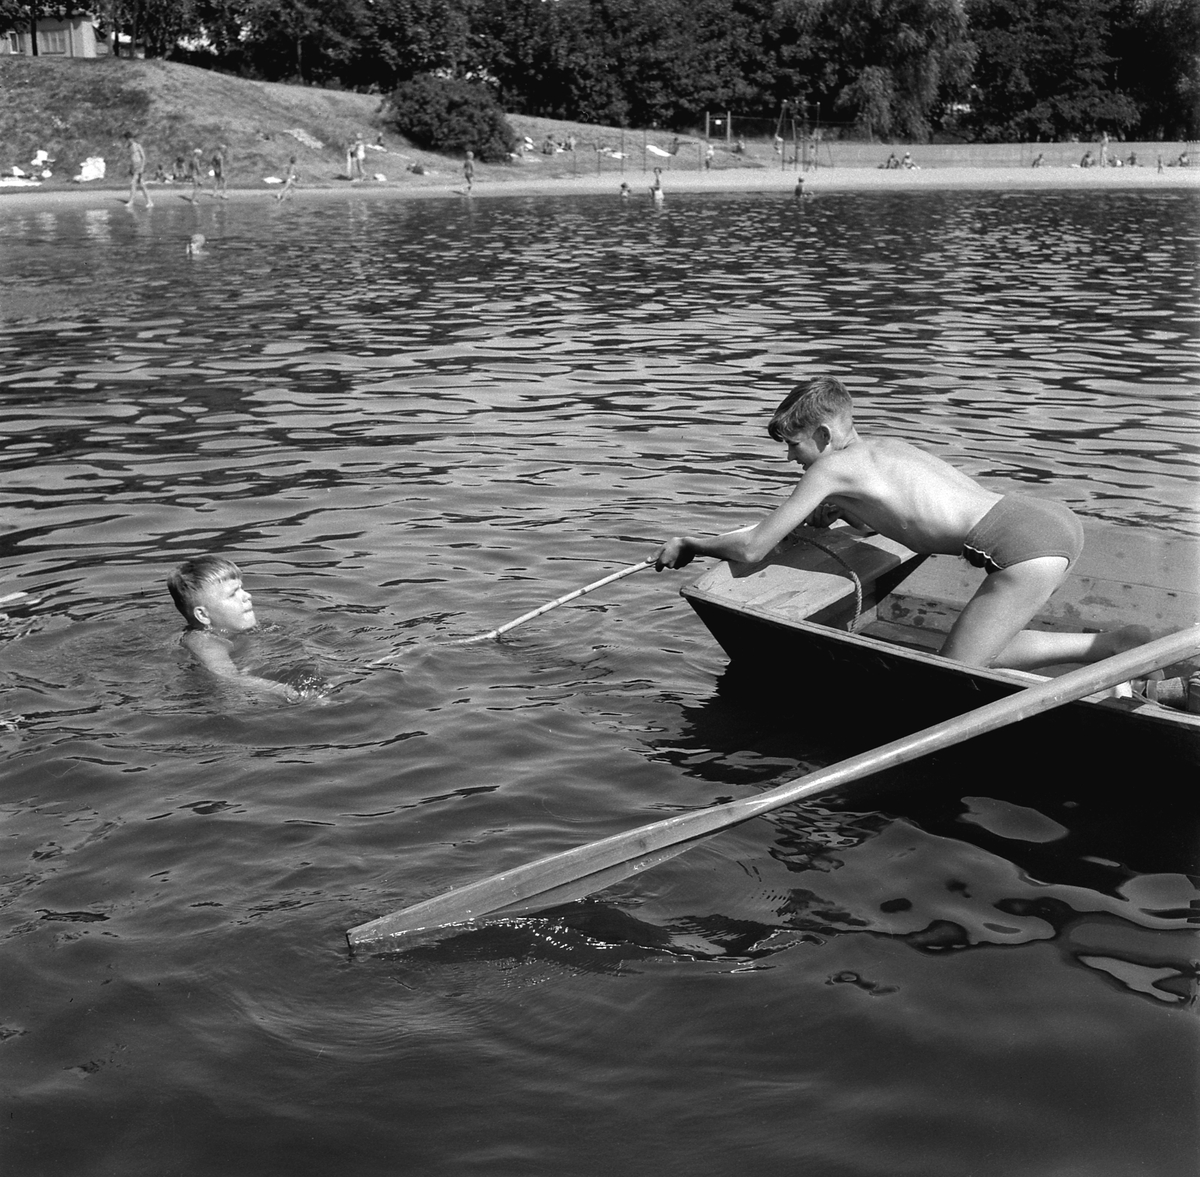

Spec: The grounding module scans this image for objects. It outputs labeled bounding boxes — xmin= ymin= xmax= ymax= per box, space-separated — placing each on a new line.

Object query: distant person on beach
xmin=168 ymin=555 xmax=321 ymax=701
xmin=1080 ymin=150 xmax=1094 ymax=168
xmin=1099 ymin=131 xmax=1110 ymax=167
xmin=651 ymin=376 xmax=1149 ymax=673
xmin=463 ymin=149 xmax=475 ymax=193
xmin=124 ymin=132 xmax=153 ymax=207
xmin=352 ymin=134 xmax=366 ymax=180
xmin=186 ymin=148 xmax=204 ymax=201
xmin=705 ymin=144 xmax=714 ymax=169
xmin=210 ymin=144 xmax=228 ymax=199
xmin=1031 ymin=153 xmax=1044 ymax=168
xmin=902 ymin=152 xmax=917 ymax=169
xmin=881 ymin=152 xmax=899 ymax=169
xmin=276 ymin=156 xmax=298 ymax=201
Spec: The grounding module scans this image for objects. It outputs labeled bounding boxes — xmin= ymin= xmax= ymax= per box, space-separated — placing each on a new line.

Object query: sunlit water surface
xmin=1 ymin=188 xmax=1198 ymax=1176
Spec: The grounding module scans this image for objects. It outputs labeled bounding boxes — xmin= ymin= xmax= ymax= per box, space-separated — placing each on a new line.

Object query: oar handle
xmin=446 ymin=557 xmax=655 ymax=646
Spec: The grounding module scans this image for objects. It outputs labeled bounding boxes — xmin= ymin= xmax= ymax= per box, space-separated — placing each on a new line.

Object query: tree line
xmin=5 ymin=0 xmax=1197 ymax=141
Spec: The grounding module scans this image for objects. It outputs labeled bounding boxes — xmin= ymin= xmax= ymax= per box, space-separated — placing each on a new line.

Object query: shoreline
xmin=1 ymin=162 xmax=1196 ymax=210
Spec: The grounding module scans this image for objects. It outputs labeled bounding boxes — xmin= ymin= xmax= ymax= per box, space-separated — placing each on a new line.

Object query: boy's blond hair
xmin=168 ymin=556 xmax=241 ymax=623
xmin=767 ymin=376 xmax=853 ymax=441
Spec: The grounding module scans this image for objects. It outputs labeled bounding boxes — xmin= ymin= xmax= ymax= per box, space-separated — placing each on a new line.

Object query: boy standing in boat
xmin=653 ymin=376 xmax=1146 ymax=671
xmin=168 ymin=555 xmax=317 ymax=700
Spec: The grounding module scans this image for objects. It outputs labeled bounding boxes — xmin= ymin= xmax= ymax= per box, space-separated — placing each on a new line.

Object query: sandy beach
xmin=1 ymin=159 xmax=1196 ymax=211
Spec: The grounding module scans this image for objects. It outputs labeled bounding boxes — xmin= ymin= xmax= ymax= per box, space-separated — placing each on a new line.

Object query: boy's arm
xmin=656 ymin=464 xmax=842 ymax=569
xmin=185 ymin=632 xmax=300 ymax=701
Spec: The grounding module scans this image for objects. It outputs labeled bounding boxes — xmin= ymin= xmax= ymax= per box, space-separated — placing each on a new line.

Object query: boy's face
xmin=781 ymin=426 xmax=826 ymax=470
xmin=193 ymin=575 xmax=257 ymax=634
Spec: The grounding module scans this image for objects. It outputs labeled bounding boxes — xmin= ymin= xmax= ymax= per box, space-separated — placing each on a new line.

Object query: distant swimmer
xmin=619 ymin=182 xmax=631 ymax=198
xmin=186 ymin=147 xmax=204 ymax=202
xmin=123 ymin=131 xmax=153 ymax=208
xmin=276 ymin=156 xmax=298 ymax=201
xmin=187 ymin=233 xmax=206 ymax=257
xmin=650 ymin=167 xmax=664 ymax=203
xmin=210 ymin=144 xmax=228 ymax=199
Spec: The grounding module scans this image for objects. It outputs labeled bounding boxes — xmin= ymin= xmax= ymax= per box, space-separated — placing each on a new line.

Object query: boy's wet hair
xmin=168 ymin=555 xmax=241 ymax=622
xmin=768 ymin=376 xmax=853 ymax=440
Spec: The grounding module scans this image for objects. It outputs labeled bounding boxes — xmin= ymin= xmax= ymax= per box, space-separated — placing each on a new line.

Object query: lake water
xmin=1 ymin=187 xmax=1197 ymax=1176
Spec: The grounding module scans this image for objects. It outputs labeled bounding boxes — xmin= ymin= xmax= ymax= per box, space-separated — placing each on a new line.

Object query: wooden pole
xmin=436 ymin=558 xmax=653 ymax=648
xmin=347 ymin=626 xmax=1200 ymax=949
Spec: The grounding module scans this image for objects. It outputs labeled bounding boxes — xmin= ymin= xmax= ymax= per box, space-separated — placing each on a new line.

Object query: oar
xmin=372 ymin=558 xmax=654 ymax=663
xmin=347 ymin=625 xmax=1200 ymax=951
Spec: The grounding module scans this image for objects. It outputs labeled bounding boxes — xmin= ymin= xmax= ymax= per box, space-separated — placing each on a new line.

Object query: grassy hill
xmin=0 ymin=56 xmax=396 ymax=186
xmin=5 ymin=57 xmax=1180 ymax=191
xmin=0 ymin=56 xmax=713 ymax=190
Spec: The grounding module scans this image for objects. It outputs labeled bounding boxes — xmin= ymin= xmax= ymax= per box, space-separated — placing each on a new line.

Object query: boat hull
xmin=681 ymin=523 xmax=1200 ymax=765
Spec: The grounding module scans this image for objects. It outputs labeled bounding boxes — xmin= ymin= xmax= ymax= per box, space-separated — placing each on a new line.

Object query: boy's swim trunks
xmin=962 ymin=495 xmax=1084 ymax=574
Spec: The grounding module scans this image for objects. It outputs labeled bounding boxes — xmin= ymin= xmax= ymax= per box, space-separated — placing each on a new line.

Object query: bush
xmin=385 ymin=74 xmax=516 ymax=163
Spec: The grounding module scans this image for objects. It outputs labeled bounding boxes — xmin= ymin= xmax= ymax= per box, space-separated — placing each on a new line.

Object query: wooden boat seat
xmin=682 ymin=526 xmax=925 ymax=627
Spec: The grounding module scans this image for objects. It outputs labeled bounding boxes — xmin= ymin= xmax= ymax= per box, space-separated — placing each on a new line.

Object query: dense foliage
xmin=6 ymin=0 xmax=1198 ymax=140
xmin=385 ymin=73 xmax=516 ymax=160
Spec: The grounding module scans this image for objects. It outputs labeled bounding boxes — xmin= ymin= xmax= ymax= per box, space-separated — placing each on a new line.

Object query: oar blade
xmin=349 ymin=842 xmax=696 ymax=953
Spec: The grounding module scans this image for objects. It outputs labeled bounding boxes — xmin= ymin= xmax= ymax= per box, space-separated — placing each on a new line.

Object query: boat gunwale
xmin=681 ymin=581 xmax=1200 ymax=737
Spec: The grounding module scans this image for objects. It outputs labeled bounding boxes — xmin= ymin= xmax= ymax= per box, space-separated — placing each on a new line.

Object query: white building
xmin=2 ymin=13 xmax=117 ymax=58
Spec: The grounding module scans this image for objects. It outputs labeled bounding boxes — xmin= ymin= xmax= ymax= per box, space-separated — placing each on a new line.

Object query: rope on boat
xmin=793 ymin=535 xmax=864 ymax=632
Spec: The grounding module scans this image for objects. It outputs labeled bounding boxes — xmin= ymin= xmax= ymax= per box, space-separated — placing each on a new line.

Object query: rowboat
xmin=680 ymin=520 xmax=1200 ymax=762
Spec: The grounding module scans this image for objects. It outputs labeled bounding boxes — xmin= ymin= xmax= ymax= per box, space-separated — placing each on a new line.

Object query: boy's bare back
xmin=797 ymin=437 xmax=1000 ymax=557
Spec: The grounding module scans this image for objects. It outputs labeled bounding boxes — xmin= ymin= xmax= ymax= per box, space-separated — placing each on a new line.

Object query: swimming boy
xmin=653 ymin=377 xmax=1147 ymax=671
xmin=168 ymin=556 xmax=305 ymax=699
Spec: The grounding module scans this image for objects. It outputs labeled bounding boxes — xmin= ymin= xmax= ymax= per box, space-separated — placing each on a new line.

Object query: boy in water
xmin=168 ymin=556 xmax=309 ymax=700
xmin=653 ymin=377 xmax=1147 ymax=671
